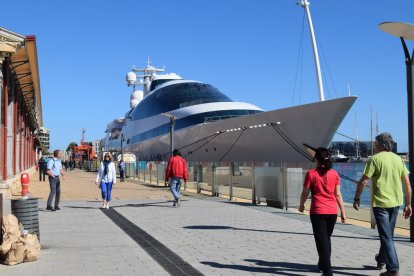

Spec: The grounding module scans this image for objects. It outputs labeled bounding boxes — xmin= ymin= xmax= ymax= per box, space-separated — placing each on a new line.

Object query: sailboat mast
xmin=370 ymin=106 xmax=374 ymax=156
xmin=299 ymin=0 xmax=325 ymax=101
xmin=355 ymin=113 xmax=360 ymax=159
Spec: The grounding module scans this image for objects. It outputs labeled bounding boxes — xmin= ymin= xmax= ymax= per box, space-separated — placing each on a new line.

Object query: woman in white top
xmin=95 ymin=152 xmax=117 ymax=208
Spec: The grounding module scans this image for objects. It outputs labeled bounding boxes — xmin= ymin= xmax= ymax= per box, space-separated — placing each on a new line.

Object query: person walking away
xmin=38 ymin=156 xmax=47 ymax=182
xmin=165 ymin=149 xmax=188 ymax=207
xmin=299 ymin=147 xmax=346 ymax=276
xmin=353 ymin=132 xmax=412 ymax=276
xmin=95 ymin=153 xmax=117 ymax=209
xmin=118 ymin=159 xmax=125 ymax=182
xmin=46 ymin=150 xmax=65 ymax=211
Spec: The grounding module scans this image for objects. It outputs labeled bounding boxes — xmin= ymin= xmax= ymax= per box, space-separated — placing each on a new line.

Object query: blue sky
xmin=2 ymin=0 xmax=414 ymax=152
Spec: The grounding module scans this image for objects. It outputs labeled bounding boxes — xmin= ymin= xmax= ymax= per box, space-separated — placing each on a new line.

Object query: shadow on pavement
xmin=61 ymin=200 xmax=187 ymax=209
xmin=64 ymin=206 xmax=99 ymax=210
xmin=222 ymin=201 xmax=252 ymax=207
xmin=201 ymin=260 xmax=314 ymax=276
xmin=246 ymin=259 xmax=375 ymax=275
xmin=128 ymin=181 xmax=169 ymax=189
xmin=184 ymin=225 xmax=313 ymax=236
xmin=201 ymin=259 xmax=372 ymax=276
xmin=391 ymin=236 xmax=411 ymax=242
xmin=184 ymin=225 xmax=385 ymax=241
xmin=113 ymin=201 xmax=185 ymax=209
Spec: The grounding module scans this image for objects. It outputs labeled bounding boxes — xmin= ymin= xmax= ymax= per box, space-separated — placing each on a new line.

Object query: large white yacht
xmin=102 ymin=61 xmax=356 ymax=162
xmin=102 ymin=0 xmax=357 ymax=162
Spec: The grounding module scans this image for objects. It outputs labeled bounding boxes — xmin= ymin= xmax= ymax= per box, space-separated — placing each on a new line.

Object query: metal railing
xmin=117 ymin=160 xmax=409 ymax=231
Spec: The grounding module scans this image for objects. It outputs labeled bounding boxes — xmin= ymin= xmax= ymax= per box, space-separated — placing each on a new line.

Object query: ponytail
xmin=315 ymin=147 xmax=332 ymax=172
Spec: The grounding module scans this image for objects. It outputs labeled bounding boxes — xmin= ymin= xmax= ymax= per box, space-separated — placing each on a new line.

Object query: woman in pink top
xmin=299 ymin=147 xmax=346 ymax=276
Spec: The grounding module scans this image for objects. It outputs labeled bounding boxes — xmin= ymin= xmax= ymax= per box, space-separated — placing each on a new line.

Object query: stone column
xmin=0 ymin=58 xmax=4 ymax=182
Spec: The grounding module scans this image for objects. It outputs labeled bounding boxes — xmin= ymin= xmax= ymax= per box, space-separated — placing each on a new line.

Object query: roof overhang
xmin=10 ymin=35 xmax=43 ymax=128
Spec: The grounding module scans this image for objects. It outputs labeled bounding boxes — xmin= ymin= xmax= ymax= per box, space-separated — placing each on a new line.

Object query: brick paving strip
xmin=101 ymin=208 xmax=204 ymax=276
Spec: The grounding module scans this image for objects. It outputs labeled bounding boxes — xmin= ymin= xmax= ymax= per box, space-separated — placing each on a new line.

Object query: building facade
xmin=37 ymin=127 xmax=50 ymax=152
xmin=92 ymin=139 xmax=101 ymax=159
xmin=0 ymin=27 xmax=43 ymax=184
xmin=329 ymin=140 xmax=398 ymax=158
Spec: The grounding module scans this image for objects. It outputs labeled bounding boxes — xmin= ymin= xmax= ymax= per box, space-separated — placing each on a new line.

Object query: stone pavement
xmin=1 ymin=171 xmax=414 ymax=275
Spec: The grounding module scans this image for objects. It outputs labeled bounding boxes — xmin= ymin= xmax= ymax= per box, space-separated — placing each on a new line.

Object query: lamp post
xmin=120 ymin=133 xmax=125 ymax=162
xmin=87 ymin=147 xmax=90 ymax=172
xmin=161 ymin=113 xmax=176 ymax=158
xmin=379 ymin=22 xmax=414 ymax=242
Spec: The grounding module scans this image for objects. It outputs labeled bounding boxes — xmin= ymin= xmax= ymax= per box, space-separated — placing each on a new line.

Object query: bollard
xmin=21 ymin=172 xmax=29 ymax=196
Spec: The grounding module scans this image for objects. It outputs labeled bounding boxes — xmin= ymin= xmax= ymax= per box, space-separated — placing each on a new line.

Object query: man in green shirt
xmin=354 ymin=132 xmax=412 ymax=276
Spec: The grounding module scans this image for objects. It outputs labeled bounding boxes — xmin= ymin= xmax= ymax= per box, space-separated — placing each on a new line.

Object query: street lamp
xmin=87 ymin=147 xmax=90 ymax=172
xmin=379 ymin=22 xmax=414 ymax=242
xmin=161 ymin=113 xmax=176 ymax=158
xmin=120 ymin=133 xmax=125 ymax=162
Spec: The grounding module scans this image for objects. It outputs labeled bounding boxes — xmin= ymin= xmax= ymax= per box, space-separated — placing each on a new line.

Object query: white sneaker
xmin=102 ymin=203 xmax=106 ymax=208
xmin=106 ymin=203 xmax=110 ymax=209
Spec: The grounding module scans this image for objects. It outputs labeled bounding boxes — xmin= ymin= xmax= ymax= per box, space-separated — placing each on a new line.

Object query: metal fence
xmin=91 ymin=160 xmax=409 ymax=231
xmin=123 ymin=161 xmax=312 ymax=208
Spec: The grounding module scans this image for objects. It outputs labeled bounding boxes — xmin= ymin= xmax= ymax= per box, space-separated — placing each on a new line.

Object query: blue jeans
xmin=101 ymin=182 xmax=113 ymax=202
xmin=373 ymin=206 xmax=400 ymax=272
xmin=169 ymin=177 xmax=182 ymax=202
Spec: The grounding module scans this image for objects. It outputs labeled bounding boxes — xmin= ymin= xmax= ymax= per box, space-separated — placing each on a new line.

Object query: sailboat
xmin=102 ymin=0 xmax=357 ymax=162
xmin=349 ymin=113 xmax=362 ymax=162
xmin=331 ymin=150 xmax=349 ymax=163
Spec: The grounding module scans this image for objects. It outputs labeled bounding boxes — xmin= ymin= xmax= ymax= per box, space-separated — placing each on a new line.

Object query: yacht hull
xmin=121 ymin=96 xmax=356 ymax=162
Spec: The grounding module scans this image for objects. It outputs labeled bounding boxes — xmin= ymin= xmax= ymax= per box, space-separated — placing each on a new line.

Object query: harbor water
xmin=333 ymin=162 xmax=369 ymax=205
xmin=334 ymin=161 xmax=410 ymax=206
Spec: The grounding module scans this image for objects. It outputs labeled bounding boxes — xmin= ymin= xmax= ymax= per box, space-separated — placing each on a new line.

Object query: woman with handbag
xmin=299 ymin=147 xmax=346 ymax=276
xmin=95 ymin=153 xmax=117 ymax=209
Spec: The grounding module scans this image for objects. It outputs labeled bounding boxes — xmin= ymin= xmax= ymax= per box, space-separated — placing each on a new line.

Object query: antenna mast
xmin=299 ymin=0 xmax=325 ymax=101
xmin=81 ymin=128 xmax=85 ymax=143
xmin=370 ymin=107 xmax=373 ymax=156
xmin=131 ymin=57 xmax=165 ymax=96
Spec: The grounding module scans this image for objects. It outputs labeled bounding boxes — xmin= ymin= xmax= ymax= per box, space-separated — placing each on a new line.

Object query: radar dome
xmin=126 ymin=72 xmax=137 ymax=86
xmin=130 ymin=90 xmax=144 ymax=109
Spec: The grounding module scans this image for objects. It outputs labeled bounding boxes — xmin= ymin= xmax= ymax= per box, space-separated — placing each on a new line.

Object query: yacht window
xmin=150 ymin=79 xmax=173 ymax=91
xmin=129 ymin=82 xmax=233 ymax=120
xmin=110 ymin=129 xmax=121 ymax=140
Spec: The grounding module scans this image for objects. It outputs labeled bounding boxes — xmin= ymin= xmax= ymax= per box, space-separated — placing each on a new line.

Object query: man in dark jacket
xmin=38 ymin=157 xmax=47 ymax=181
xmin=165 ymin=149 xmax=188 ymax=207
